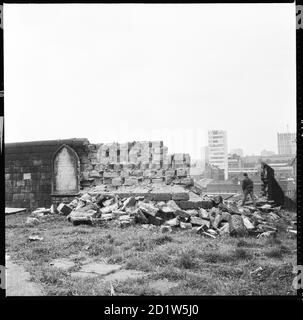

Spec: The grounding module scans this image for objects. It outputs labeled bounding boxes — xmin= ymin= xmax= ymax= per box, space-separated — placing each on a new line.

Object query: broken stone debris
xmin=28 ymin=235 xmax=43 ymax=241
xmin=59 ymin=193 xmax=295 ymax=238
xmin=26 ymin=217 xmax=40 ymax=226
xmin=28 ymin=188 xmax=295 ymax=240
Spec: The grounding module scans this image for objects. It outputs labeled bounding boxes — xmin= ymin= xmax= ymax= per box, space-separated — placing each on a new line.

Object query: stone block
xmin=120 ymin=170 xmax=130 ymax=178
xmin=172 ymin=193 xmax=190 ymax=201
xmin=124 ymin=177 xmax=138 ymax=186
xmin=16 ymin=180 xmax=25 ymax=187
xmin=165 ymin=170 xmax=176 ymax=177
xmin=103 ymin=171 xmax=119 ymax=178
xmin=151 ymin=178 xmax=164 ymax=184
xmin=132 ymin=170 xmax=143 ymax=177
xmin=180 ymin=177 xmax=194 ymax=186
xmin=103 ymin=178 xmax=112 ymax=185
xmin=112 ymin=177 xmax=123 ymax=187
xmin=151 ymin=193 xmax=172 ymax=201
xmin=89 ymin=170 xmax=100 ymax=178
xmin=165 ymin=176 xmax=174 ymax=185
xmin=229 ymin=215 xmax=248 ymax=237
xmin=57 ymin=203 xmax=73 ymax=216
xmin=82 ymin=171 xmax=90 ymax=180
xmin=175 ymin=209 xmax=191 ymax=219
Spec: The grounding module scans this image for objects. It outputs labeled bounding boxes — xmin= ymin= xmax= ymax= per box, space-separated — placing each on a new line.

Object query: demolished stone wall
xmin=80 ymin=141 xmax=191 ymax=189
xmin=5 ymin=138 xmax=191 ymax=210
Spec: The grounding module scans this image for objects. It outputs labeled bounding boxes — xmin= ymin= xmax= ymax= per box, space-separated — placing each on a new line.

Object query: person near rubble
xmin=241 ymin=173 xmax=256 ymax=206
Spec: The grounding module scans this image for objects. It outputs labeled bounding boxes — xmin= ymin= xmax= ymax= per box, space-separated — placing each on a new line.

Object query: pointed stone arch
xmin=52 ymin=144 xmax=80 ymax=195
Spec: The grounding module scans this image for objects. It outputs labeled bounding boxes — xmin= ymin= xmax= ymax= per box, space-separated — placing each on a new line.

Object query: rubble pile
xmin=50 ymin=192 xmax=296 ymax=239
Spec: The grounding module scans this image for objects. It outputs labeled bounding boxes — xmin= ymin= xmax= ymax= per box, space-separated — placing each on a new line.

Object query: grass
xmin=5 ymin=211 xmax=297 ymax=296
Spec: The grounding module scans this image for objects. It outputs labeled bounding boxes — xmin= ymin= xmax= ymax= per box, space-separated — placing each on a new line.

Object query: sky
xmin=4 ymin=3 xmax=296 ymax=158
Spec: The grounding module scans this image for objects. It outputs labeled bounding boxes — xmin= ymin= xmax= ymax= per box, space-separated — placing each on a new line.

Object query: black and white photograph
xmin=3 ymin=2 xmax=299 ymax=300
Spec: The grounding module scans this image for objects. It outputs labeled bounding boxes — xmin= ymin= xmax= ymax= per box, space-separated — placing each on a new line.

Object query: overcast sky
xmin=4 ymin=3 xmax=296 ymax=158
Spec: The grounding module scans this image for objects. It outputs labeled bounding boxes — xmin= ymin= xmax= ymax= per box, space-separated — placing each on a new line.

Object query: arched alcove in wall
xmin=52 ymin=144 xmax=80 ymax=194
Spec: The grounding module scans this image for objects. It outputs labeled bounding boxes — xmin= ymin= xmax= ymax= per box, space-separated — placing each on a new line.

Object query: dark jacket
xmin=242 ymin=177 xmax=254 ymax=192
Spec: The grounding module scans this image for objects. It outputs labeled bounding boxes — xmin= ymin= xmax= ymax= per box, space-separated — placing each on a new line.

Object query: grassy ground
xmin=5 ymin=212 xmax=297 ymax=296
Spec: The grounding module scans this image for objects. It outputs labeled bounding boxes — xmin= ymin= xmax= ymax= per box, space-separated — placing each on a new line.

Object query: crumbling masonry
xmin=5 ymin=138 xmax=192 ymax=210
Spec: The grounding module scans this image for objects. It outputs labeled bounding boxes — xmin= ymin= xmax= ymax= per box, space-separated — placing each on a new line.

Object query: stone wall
xmin=80 ymin=141 xmax=191 ymax=189
xmin=5 ymin=139 xmax=191 ymax=210
xmin=5 ymin=139 xmax=90 ymax=209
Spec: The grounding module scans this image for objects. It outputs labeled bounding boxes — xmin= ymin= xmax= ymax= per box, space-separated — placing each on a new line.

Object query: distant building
xmin=189 ymin=166 xmax=204 ymax=181
xmin=200 ymin=146 xmax=209 ymax=170
xmin=277 ymin=132 xmax=296 ymax=155
xmin=261 ymin=149 xmax=275 ymax=157
xmin=228 ymin=153 xmax=242 ymax=169
xmin=205 ymin=180 xmax=262 ymax=196
xmin=208 ymin=130 xmax=228 ymax=180
xmin=230 ymin=148 xmax=243 ymax=157
xmin=204 ymin=163 xmax=225 ymax=181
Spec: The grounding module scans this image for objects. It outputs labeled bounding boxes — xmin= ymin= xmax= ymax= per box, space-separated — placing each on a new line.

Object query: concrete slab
xmin=5 ymin=207 xmax=27 ymax=215
xmin=49 ymin=258 xmax=76 ymax=271
xmin=70 ymin=262 xmax=122 ymax=278
xmin=6 ymin=259 xmax=43 ymax=296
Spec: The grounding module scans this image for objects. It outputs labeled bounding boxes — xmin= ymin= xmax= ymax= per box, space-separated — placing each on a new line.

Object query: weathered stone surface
xmin=165 ymin=170 xmax=176 ymax=178
xmin=219 ymin=222 xmax=230 ymax=235
xmin=101 ymin=203 xmax=119 ymax=214
xmin=50 ymin=258 xmax=76 ymax=271
xmin=180 ymin=177 xmax=194 ymax=186
xmin=121 ymin=197 xmax=136 ymax=210
xmin=190 ymin=216 xmax=205 ymax=226
xmin=68 ymin=210 xmax=97 ymax=225
xmin=25 ymin=217 xmax=39 ymax=226
xmin=156 ymin=211 xmax=175 ymax=221
xmin=112 ymin=177 xmax=123 ymax=187
xmin=242 ymin=216 xmax=255 ymax=230
xmin=198 ymin=208 xmax=209 ymax=220
xmin=103 ymin=171 xmax=119 ymax=179
xmin=221 ymin=211 xmax=231 ymax=222
xmin=139 ymin=202 xmax=158 ymax=217
xmin=146 ymin=215 xmax=165 ymax=226
xmin=229 ymin=214 xmax=247 ymax=237
xmin=135 ymin=210 xmax=149 ymax=224
xmin=124 ymin=177 xmax=138 ymax=186
xmin=57 ymin=203 xmax=73 ymax=216
xmin=151 ymin=193 xmax=172 ymax=201
xmin=71 ymin=262 xmax=122 ymax=278
xmin=164 ymin=217 xmax=180 ymax=227
xmin=175 ymin=209 xmax=191 ymax=219
xmin=180 ymin=222 xmax=192 ymax=229
xmin=172 ymin=193 xmax=190 ymax=201
xmin=213 ymin=212 xmax=222 ymax=229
